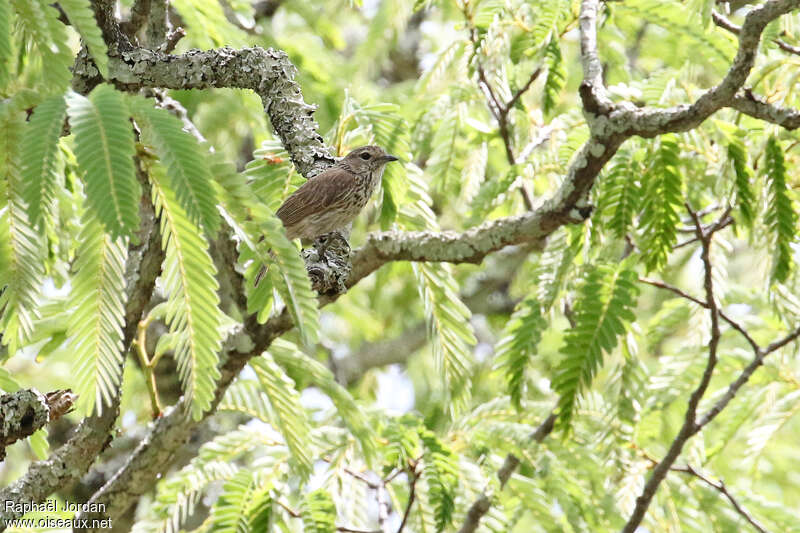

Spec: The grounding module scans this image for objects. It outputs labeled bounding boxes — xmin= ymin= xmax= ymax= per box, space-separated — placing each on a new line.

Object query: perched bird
xmin=277 ymin=145 xmax=398 ymax=239
xmin=255 ymin=145 xmax=398 ymax=285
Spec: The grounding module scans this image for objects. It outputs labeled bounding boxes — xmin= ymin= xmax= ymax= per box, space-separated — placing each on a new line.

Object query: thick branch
xmin=0 ymin=389 xmax=76 ymax=461
xmin=74 ymin=45 xmax=335 ymax=177
xmin=729 ymin=91 xmax=800 ymax=130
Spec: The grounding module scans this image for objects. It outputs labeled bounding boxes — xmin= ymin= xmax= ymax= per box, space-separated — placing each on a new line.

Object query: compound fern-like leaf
xmin=554 ymin=263 xmax=639 ymax=429
xmin=494 ymin=297 xmax=547 ymax=410
xmin=638 ymin=134 xmax=683 ymax=272
xmin=57 ymin=0 xmax=108 ymax=77
xmin=250 ymin=353 xmax=313 ymax=477
xmin=270 ymin=338 xmax=377 ymax=464
xmin=130 ymin=97 xmax=220 ymax=235
xmin=22 ymin=93 xmax=67 ymax=227
xmin=67 ymin=85 xmax=139 ymax=238
xmin=302 ymin=489 xmax=336 ymax=533
xmin=728 ymin=140 xmax=755 ymax=229
xmin=68 ymin=213 xmax=128 ymax=415
xmin=150 ymin=163 xmax=222 ymax=421
xmin=764 ymin=136 xmax=796 ymax=283
xmin=0 ymin=103 xmax=43 ymax=356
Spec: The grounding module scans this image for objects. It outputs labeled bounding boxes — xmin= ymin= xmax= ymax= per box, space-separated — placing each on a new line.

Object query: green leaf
xmin=0 ymin=103 xmax=43 ymax=355
xmin=270 ymin=338 xmax=378 ymax=464
xmin=763 ymin=136 xmax=796 ymax=283
xmin=302 ymin=489 xmax=336 ymax=533
xmin=130 ymin=97 xmax=220 ymax=235
xmin=66 ymin=85 xmax=140 ymax=238
xmin=419 ymin=429 xmax=459 ymax=532
xmin=413 ymin=262 xmax=476 ymax=410
xmin=494 ymin=297 xmax=547 ymax=410
xmin=554 ymin=263 xmax=639 ymax=429
xmin=469 ymin=166 xmax=519 ymax=223
xmin=27 ymin=428 xmax=49 ymax=460
xmin=10 ymin=0 xmax=72 ymax=91
xmin=22 ymin=93 xmax=67 ymax=227
xmin=225 ymin=204 xmax=320 ymax=346
xmin=251 ymin=353 xmax=313 ymax=477
xmin=141 ymin=460 xmax=239 ymax=533
xmin=210 ymin=468 xmax=262 ymax=533
xmin=427 ymin=104 xmax=461 ymax=196
xmin=596 ymin=147 xmax=641 ymax=239
xmin=150 ymin=162 xmax=222 ymax=421
xmin=638 ymin=134 xmax=683 ymax=272
xmin=68 ymin=213 xmax=128 ymax=416
xmin=728 ymin=140 xmax=755 ymax=229
xmin=0 ymin=0 xmax=11 ymax=86
xmin=57 ymin=0 xmax=108 ymax=77
xmin=542 ymin=38 xmax=565 ymax=116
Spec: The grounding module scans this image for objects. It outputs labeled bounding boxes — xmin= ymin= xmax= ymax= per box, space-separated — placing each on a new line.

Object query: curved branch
xmin=612 ymin=0 xmax=800 ymax=137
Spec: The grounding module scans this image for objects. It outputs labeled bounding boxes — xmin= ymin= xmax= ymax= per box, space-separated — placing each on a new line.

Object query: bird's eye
xmin=359 ymin=152 xmax=371 ymax=160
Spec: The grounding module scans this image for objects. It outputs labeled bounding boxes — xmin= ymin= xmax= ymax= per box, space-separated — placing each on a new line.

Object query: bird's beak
xmin=381 ymin=154 xmax=399 ymax=163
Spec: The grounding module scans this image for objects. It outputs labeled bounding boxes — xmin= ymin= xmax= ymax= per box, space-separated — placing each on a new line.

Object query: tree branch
xmin=621 ymin=205 xmax=723 ymax=532
xmin=0 ymin=389 xmax=76 ymax=461
xmin=713 ymin=9 xmax=800 ymax=56
xmin=671 ymin=463 xmax=768 ymax=533
xmin=729 ymin=90 xmax=800 ymax=130
xmin=591 ymin=0 xmax=800 ymax=138
xmin=457 ymin=412 xmax=556 ymax=533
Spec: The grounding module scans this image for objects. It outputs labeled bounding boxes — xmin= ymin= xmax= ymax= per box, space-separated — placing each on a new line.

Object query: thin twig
xmin=622 ymin=203 xmax=723 ymax=533
xmin=671 ymin=464 xmax=769 ymax=533
xmin=396 ymin=466 xmax=418 ymax=533
xmin=713 ymin=10 xmax=800 ymax=56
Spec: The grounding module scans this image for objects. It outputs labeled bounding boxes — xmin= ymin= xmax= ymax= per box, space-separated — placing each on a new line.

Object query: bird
xmin=254 ymin=145 xmax=398 ymax=286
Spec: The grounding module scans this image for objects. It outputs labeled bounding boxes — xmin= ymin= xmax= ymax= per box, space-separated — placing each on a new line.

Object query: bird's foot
xmin=302 ymin=232 xmax=352 ymax=295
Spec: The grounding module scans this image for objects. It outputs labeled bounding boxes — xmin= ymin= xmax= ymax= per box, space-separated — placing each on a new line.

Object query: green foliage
xmin=256 ymin=209 xmax=320 ymax=346
xmin=494 ymin=296 xmax=547 ymax=410
xmin=22 ymin=93 xmax=67 ymax=227
xmin=542 ymin=38 xmax=565 ymax=116
xmin=413 ymin=262 xmax=476 ymax=409
xmin=597 ymin=148 xmax=641 ymax=239
xmin=149 ymin=162 xmax=222 ymax=421
xmin=419 ymin=429 xmax=459 ymax=532
xmin=66 ymin=85 xmax=140 ymax=238
xmin=614 ymin=0 xmax=736 ymax=72
xmin=727 ymin=139 xmax=756 ymax=229
xmin=210 ymin=468 xmax=263 ymax=533
xmin=9 ymin=0 xmax=72 ymax=91
xmin=57 ymin=0 xmax=108 ymax=77
xmin=638 ymin=134 xmax=683 ymax=271
xmin=270 ymin=338 xmax=377 ymax=464
xmin=250 ymin=353 xmax=313 ymax=477
xmin=68 ymin=214 xmax=127 ymax=415
xmin=0 ymin=0 xmax=11 ymax=86
xmin=554 ymin=263 xmax=639 ymax=429
xmin=469 ymin=166 xmax=519 ymax=223
xmin=302 ymin=489 xmax=336 ymax=533
xmin=763 ymin=136 xmax=796 ymax=283
xmin=426 ymin=102 xmax=461 ymax=196
xmin=0 ymin=102 xmax=43 ymax=355
xmin=130 ymin=97 xmax=220 ymax=235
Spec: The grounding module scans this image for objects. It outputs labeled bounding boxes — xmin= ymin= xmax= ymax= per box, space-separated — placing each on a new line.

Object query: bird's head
xmin=342 ymin=145 xmax=399 ymax=172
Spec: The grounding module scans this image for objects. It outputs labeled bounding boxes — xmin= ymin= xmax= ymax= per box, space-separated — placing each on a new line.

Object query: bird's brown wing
xmin=276 ymin=167 xmax=357 ymax=227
